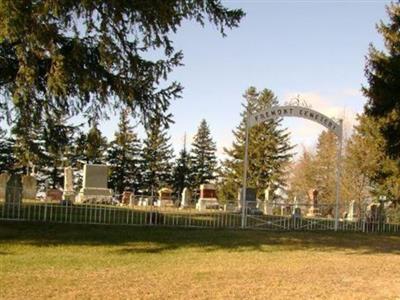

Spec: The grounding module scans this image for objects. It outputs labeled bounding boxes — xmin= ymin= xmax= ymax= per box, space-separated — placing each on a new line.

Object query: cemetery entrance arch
xmin=241 ymin=105 xmax=343 ymax=231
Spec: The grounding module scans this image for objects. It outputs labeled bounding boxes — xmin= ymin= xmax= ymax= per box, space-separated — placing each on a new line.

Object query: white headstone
xmin=180 ymin=188 xmax=191 ymax=208
xmin=347 ymin=200 xmax=356 ymax=221
xmin=264 ymin=187 xmax=272 ymax=215
xmin=63 ymin=167 xmax=75 ymax=201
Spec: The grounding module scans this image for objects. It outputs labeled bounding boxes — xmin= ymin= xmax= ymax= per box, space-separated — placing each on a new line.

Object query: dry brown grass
xmin=1 ymin=222 xmax=400 ymax=299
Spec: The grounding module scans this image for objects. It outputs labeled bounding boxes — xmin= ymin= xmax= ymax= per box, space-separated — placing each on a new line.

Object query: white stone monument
xmin=180 ymin=187 xmax=191 ymax=209
xmin=0 ymin=173 xmax=10 ymax=200
xmin=292 ymin=196 xmax=300 ymax=214
xmin=196 ymin=184 xmax=219 ymax=211
xmin=77 ymin=164 xmax=113 ymax=203
xmin=347 ymin=200 xmax=356 ymax=221
xmin=264 ymin=187 xmax=273 ymax=215
xmin=63 ymin=167 xmax=75 ymax=201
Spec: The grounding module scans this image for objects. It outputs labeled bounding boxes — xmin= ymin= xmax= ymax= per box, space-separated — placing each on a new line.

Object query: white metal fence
xmin=1 ymin=201 xmax=399 ymax=233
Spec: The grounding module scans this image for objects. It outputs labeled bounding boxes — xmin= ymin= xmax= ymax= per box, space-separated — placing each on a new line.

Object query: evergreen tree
xmin=346 ymin=114 xmax=400 ymax=204
xmin=342 ymin=114 xmax=385 ymax=211
xmin=107 ymin=109 xmax=142 ymax=194
xmin=190 ymin=119 xmax=218 ymax=190
xmin=313 ymin=131 xmax=338 ymax=206
xmin=172 ymin=137 xmax=192 ymax=197
xmin=141 ymin=117 xmax=174 ymax=196
xmin=220 ymin=87 xmax=294 ymax=201
xmin=11 ymin=117 xmax=44 ymax=175
xmin=0 ymin=2 xmax=243 ymax=128
xmin=363 ymin=3 xmax=400 ymax=157
xmin=0 ymin=127 xmax=15 ymax=173
xmin=40 ymin=112 xmax=78 ymax=189
xmin=83 ymin=122 xmax=108 ymax=164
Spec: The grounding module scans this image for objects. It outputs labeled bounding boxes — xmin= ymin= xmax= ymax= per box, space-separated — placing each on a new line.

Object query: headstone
xmin=22 ymin=175 xmax=37 ymax=199
xmin=180 ymin=188 xmax=192 ymax=208
xmin=264 ymin=187 xmax=273 ymax=215
xmin=156 ymin=187 xmax=174 ymax=207
xmin=238 ymin=188 xmax=260 ymax=214
xmin=0 ymin=173 xmax=10 ymax=200
xmin=196 ymin=184 xmax=219 ymax=211
xmin=224 ymin=202 xmax=237 ymax=212
xmin=5 ymin=174 xmax=22 ymax=206
xmin=63 ymin=167 xmax=75 ymax=201
xmin=292 ymin=196 xmax=299 ymax=214
xmin=121 ymin=190 xmax=133 ymax=205
xmin=138 ymin=196 xmax=152 ymax=206
xmin=77 ymin=164 xmax=113 ymax=204
xmin=306 ymin=189 xmax=321 ymax=217
xmin=46 ymin=188 xmax=63 ymax=201
xmin=238 ymin=188 xmax=256 ymax=207
xmin=347 ymin=200 xmax=356 ymax=221
xmin=129 ymin=193 xmax=137 ymax=206
xmin=293 ymin=207 xmax=302 ymax=218
xmin=280 ymin=205 xmax=291 ymax=216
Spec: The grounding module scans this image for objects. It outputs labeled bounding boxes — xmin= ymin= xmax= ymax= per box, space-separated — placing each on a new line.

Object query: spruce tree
xmin=107 ymin=109 xmax=142 ymax=194
xmin=342 ymin=115 xmax=384 ymax=211
xmin=190 ymin=119 xmax=218 ymax=190
xmin=0 ymin=127 xmax=15 ymax=173
xmin=220 ymin=87 xmax=294 ymax=201
xmin=0 ymin=2 xmax=243 ymax=129
xmin=141 ymin=117 xmax=174 ymax=197
xmin=40 ymin=112 xmax=78 ymax=189
xmin=172 ymin=137 xmax=192 ymax=197
xmin=11 ymin=117 xmax=44 ymax=175
xmin=363 ymin=3 xmax=400 ymax=157
xmin=345 ymin=114 xmax=400 ymax=204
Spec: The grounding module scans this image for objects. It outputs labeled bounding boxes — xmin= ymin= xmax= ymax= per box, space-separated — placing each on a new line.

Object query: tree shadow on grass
xmin=0 ymin=221 xmax=400 ymax=255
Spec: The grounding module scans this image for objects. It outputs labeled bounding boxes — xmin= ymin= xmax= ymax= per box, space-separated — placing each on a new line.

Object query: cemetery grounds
xmin=1 ymin=221 xmax=400 ymax=299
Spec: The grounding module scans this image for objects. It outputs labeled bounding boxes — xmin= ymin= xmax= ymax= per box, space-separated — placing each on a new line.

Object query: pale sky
xmin=48 ymin=1 xmax=397 ymax=158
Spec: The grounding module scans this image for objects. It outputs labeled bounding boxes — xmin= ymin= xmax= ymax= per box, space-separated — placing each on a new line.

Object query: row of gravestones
xmin=119 ymin=184 xmax=220 ymax=211
xmin=0 ymin=173 xmax=37 ymax=205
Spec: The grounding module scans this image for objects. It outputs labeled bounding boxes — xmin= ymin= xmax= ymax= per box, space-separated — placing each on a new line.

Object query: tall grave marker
xmin=77 ymin=164 xmax=113 ymax=203
xmin=63 ymin=167 xmax=75 ymax=202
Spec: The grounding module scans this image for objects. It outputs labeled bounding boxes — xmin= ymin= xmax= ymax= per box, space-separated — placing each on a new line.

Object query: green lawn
xmin=1 ymin=222 xmax=400 ymax=299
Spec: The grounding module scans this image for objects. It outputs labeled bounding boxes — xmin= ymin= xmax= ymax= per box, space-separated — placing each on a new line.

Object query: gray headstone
xmin=0 ymin=173 xmax=10 ymax=199
xmin=77 ymin=164 xmax=112 ymax=203
xmin=22 ymin=175 xmax=37 ymax=199
xmin=83 ymin=164 xmax=108 ymax=189
xmin=238 ymin=188 xmax=257 ymax=202
xmin=5 ymin=174 xmax=22 ymax=205
xmin=64 ymin=167 xmax=74 ymax=192
xmin=63 ymin=167 xmax=75 ymax=201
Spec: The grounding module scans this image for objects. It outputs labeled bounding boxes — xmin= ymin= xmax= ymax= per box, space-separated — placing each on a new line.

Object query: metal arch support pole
xmin=334 ymin=119 xmax=343 ymax=232
xmin=241 ymin=116 xmax=250 ymax=229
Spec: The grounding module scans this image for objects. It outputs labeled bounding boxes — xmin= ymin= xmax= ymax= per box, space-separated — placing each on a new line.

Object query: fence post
xmin=44 ymin=200 xmax=48 ymax=222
